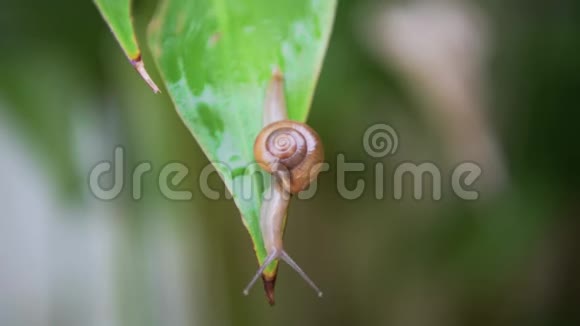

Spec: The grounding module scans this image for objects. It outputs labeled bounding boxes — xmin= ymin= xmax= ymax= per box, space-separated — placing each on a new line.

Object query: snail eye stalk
xmin=243 ymin=249 xmax=323 ymax=298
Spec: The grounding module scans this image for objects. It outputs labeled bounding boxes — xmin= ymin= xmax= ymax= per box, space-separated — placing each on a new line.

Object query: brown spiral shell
xmin=254 ymin=120 xmax=324 ymax=194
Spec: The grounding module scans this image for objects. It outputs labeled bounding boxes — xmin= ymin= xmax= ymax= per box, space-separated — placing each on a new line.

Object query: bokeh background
xmin=1 ymin=0 xmax=579 ymax=325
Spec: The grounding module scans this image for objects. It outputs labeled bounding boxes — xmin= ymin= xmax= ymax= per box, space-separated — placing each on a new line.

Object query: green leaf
xmin=94 ymin=0 xmax=160 ymax=92
xmin=148 ymin=0 xmax=336 ymax=277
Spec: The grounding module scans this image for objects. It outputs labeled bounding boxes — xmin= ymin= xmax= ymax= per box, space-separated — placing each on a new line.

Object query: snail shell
xmin=254 ymin=120 xmax=324 ymax=194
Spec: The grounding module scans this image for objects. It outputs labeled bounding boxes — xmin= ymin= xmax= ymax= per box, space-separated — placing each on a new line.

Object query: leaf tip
xmin=262 ymin=274 xmax=277 ymax=306
xmin=131 ymin=56 xmax=161 ymax=94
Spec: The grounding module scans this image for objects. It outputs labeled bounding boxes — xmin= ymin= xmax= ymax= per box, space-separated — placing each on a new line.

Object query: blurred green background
xmin=1 ymin=0 xmax=579 ymax=325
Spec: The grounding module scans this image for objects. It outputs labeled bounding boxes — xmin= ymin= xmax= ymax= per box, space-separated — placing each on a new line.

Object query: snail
xmin=243 ymin=68 xmax=324 ymax=301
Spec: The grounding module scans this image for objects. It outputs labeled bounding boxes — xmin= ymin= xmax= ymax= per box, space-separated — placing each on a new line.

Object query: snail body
xmin=243 ymin=68 xmax=324 ymax=302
